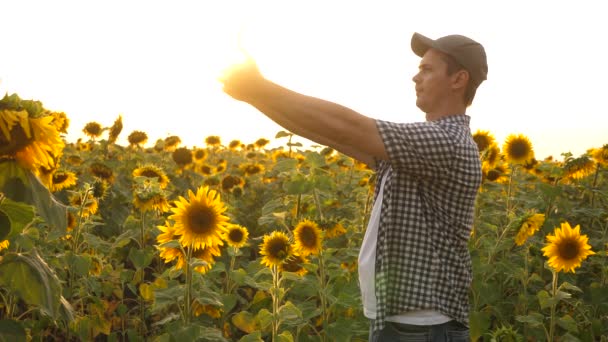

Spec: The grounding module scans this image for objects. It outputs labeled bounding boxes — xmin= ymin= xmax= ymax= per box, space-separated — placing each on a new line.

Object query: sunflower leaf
xmin=276 ymin=331 xmax=294 ymax=342
xmin=0 ymin=250 xmax=68 ymax=319
xmin=515 ymin=312 xmax=545 ymax=327
xmin=0 ymin=197 xmax=35 ymax=241
xmin=238 ymin=331 xmax=263 ymax=342
xmin=0 ymin=319 xmax=26 ymax=342
xmin=232 ymin=311 xmax=259 ymax=334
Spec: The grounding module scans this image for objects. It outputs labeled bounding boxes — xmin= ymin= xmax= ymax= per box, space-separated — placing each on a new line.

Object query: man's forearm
xmin=248 ymin=80 xmax=374 ymax=153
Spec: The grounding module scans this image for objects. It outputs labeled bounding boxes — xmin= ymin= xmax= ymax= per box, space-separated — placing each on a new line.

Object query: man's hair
xmin=440 ymin=53 xmax=479 ymax=107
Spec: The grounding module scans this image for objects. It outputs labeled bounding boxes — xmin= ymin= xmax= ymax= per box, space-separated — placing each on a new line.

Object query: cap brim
xmin=411 ymin=32 xmax=435 ymax=57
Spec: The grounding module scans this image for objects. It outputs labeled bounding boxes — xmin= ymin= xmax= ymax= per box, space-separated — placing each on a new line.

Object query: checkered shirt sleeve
xmin=372 ymin=115 xmax=482 ymax=331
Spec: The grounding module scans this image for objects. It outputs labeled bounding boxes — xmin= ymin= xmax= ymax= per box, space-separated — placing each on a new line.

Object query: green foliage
xmin=0 ymin=98 xmax=606 ymax=340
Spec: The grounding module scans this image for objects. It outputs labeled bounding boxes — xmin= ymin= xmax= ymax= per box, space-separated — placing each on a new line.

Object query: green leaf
xmin=221 ymin=294 xmax=238 ymax=314
xmin=305 ymin=152 xmax=326 ymax=169
xmin=276 ymin=331 xmax=294 ymax=342
xmin=232 ymin=311 xmax=259 ymax=334
xmin=275 ymin=131 xmax=292 ymax=139
xmin=255 ymin=308 xmax=273 ymax=331
xmin=537 ymin=290 xmax=556 ymax=309
xmin=557 ymin=314 xmax=579 ymax=333
xmin=0 ymin=251 xmax=70 ymax=319
xmin=197 ymin=325 xmax=228 ymax=341
xmin=469 ymin=310 xmax=491 ymax=341
xmin=238 ymin=331 xmax=264 ymax=342
xmin=277 ymin=301 xmax=302 ymax=325
xmin=0 ymin=210 xmax=10 ymax=241
xmin=516 ymin=312 xmax=545 ymax=327
xmin=0 ymin=198 xmax=35 ymax=240
xmin=128 ymin=246 xmax=155 ymax=270
xmin=0 ymin=319 xmax=26 ymax=342
xmin=70 ymin=254 xmax=92 ymax=277
xmin=283 ymin=173 xmax=313 ymax=195
xmin=272 ymin=159 xmax=298 ymax=173
xmin=559 ymin=281 xmax=583 ymax=293
xmin=311 ymin=174 xmax=334 ymax=191
xmin=0 ymin=161 xmax=67 ymax=231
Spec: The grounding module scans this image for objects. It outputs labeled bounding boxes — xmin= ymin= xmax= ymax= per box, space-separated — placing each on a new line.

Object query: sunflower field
xmin=0 ymin=93 xmax=607 ymax=341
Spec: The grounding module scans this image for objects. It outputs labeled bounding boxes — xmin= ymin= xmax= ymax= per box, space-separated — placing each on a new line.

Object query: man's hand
xmin=220 ymin=58 xmax=265 ymax=102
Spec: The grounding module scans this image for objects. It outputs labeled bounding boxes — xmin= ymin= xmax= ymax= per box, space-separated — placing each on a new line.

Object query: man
xmin=221 ymin=32 xmax=487 ymax=341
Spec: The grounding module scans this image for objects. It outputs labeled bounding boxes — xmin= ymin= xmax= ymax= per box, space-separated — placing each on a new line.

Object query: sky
xmin=0 ymin=0 xmax=606 ymax=160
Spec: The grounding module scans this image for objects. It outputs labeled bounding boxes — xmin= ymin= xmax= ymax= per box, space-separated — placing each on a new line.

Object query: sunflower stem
xmin=271 ymin=264 xmax=280 ymax=342
xmin=506 ymin=165 xmax=516 ymax=217
xmin=185 ymin=245 xmax=194 ymax=326
xmin=317 ymin=249 xmax=328 ymax=342
xmin=548 ymin=270 xmax=558 ymax=341
xmin=139 ymin=210 xmax=147 ymax=336
xmin=590 ymin=163 xmax=601 ymax=207
xmin=312 ymin=188 xmax=325 ymax=221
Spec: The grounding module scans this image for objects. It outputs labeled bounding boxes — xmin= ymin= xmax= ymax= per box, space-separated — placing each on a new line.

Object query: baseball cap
xmin=411 ymin=32 xmax=488 ymax=85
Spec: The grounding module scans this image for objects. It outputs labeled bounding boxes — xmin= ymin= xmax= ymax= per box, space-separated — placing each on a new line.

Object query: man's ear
xmin=452 ymin=70 xmax=470 ymax=90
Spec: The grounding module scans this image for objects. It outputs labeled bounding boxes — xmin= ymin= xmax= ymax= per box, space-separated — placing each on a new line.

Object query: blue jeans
xmin=369 ymin=320 xmax=469 ymax=342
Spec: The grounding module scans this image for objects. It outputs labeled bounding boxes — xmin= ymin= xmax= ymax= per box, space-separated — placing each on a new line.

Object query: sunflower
xmin=91 ymin=178 xmax=110 ymax=199
xmin=172 ymin=147 xmax=193 ymax=167
xmin=192 ymin=244 xmax=222 ymax=274
xmin=169 ymin=186 xmax=229 ymax=250
xmin=159 ymin=246 xmax=185 ymax=268
xmin=66 ymin=211 xmax=77 ymax=232
xmin=481 ymin=143 xmax=501 ymax=169
xmin=192 ymin=301 xmax=222 ymax=318
xmin=590 ymin=144 xmax=608 ymax=166
xmin=0 ymin=239 xmax=9 ymax=251
xmin=76 ymin=140 xmax=92 ymax=151
xmin=242 ymin=163 xmax=265 ymax=176
xmin=128 ymin=130 xmax=148 ymax=147
xmin=132 ymin=164 xmax=170 ymax=189
xmin=69 ymin=194 xmax=99 ymax=218
xmin=522 ymin=158 xmax=539 ymax=173
xmin=0 ymin=107 xmax=64 ymax=172
xmin=228 ymin=140 xmax=242 ymax=150
xmin=271 ymin=149 xmax=290 ymax=162
xmin=472 ymin=130 xmax=496 ymax=153
xmin=482 ymin=162 xmax=510 ymax=183
xmin=279 ymin=253 xmax=309 ymax=276
xmin=259 ymin=231 xmax=292 ymax=268
xmin=82 ymin=121 xmax=103 ymax=139
xmin=192 ymin=148 xmax=207 ymax=162
xmin=198 ymin=164 xmax=213 ymax=175
xmin=221 ymin=175 xmax=244 ymax=192
xmin=224 ymin=224 xmax=249 ymax=248
xmin=157 ymin=221 xmax=180 ymax=245
xmin=205 ymin=135 xmax=221 ymax=147
xmin=108 ymin=115 xmax=123 ymax=144
xmin=203 ymin=177 xmax=220 ymax=187
xmin=163 ymin=135 xmax=182 ymax=151
xmin=563 ymin=154 xmax=596 ymax=180
xmin=293 ymin=219 xmax=323 ymax=256
xmin=50 ymin=170 xmax=78 ymax=192
xmin=50 ymin=111 xmax=69 ymax=134
xmin=66 ymin=155 xmax=84 ymax=166
xmin=90 ymin=162 xmax=114 ymax=183
xmin=254 ymin=138 xmax=270 ymax=149
xmin=514 ymin=213 xmax=545 ymax=246
xmin=541 ymin=222 xmax=595 ymax=273
xmin=503 ymin=134 xmax=534 ymax=164
xmin=133 ymin=192 xmax=170 ymax=213
xmin=323 ymin=221 xmax=347 ymax=239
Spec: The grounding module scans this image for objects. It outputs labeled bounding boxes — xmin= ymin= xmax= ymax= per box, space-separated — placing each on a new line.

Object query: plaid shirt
xmin=372 ymin=114 xmax=481 ymax=331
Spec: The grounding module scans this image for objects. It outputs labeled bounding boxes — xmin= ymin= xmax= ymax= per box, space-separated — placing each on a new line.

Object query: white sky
xmin=1 ymin=0 xmax=606 ymax=160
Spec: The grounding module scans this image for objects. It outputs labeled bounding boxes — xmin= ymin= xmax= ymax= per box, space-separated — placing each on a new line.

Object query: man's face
xmin=412 ymin=49 xmax=453 ymax=114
